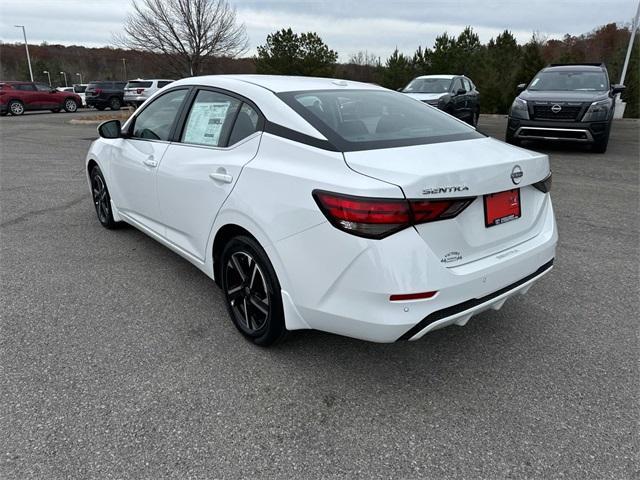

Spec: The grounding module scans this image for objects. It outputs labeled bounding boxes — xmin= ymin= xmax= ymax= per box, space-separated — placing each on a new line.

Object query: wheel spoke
xmin=249 ymin=263 xmax=258 ymax=288
xmin=231 ymin=255 xmax=246 ymax=281
xmin=242 ymin=297 xmax=250 ymax=328
xmin=250 ymin=296 xmax=268 ymax=316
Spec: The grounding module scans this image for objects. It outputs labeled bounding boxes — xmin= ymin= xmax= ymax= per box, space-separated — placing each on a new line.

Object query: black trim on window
xmin=264 ymin=121 xmax=339 ymax=151
xmin=396 ymin=259 xmax=555 ymax=341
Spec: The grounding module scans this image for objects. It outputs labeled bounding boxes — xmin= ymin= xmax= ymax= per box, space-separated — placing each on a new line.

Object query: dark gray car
xmin=506 ymin=63 xmax=625 ymax=153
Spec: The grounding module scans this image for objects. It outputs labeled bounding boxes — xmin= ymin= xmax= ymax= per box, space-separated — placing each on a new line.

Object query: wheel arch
xmin=212 ymin=223 xmax=260 ymax=287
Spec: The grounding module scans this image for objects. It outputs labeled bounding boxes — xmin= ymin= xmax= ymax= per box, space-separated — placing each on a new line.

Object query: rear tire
xmin=221 ymin=236 xmax=286 ymax=347
xmin=90 ymin=165 xmax=122 ymax=229
xmin=8 ymin=100 xmax=24 ymax=116
xmin=109 ymin=97 xmax=122 ymax=111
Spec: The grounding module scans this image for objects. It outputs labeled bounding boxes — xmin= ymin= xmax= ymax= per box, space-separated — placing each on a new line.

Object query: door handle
xmin=143 ymin=157 xmax=158 ymax=168
xmin=209 ymin=172 xmax=233 ymax=183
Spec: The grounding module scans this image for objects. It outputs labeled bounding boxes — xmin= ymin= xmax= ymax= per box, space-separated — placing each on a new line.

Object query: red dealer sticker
xmin=484 ymin=189 xmax=521 ymax=227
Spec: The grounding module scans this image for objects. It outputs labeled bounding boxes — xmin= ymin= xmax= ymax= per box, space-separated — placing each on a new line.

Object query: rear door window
xmin=181 ymin=90 xmax=241 ymax=147
xmin=14 ymin=84 xmax=36 ymax=91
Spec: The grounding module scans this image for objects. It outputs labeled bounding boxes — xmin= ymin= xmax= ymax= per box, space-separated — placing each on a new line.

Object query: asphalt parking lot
xmin=1 ymin=110 xmax=638 ymax=479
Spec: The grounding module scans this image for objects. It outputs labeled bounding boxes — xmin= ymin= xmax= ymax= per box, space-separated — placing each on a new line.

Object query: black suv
xmin=85 ymin=81 xmax=127 ymax=111
xmin=506 ymin=63 xmax=625 ymax=153
xmin=401 ymin=75 xmax=481 ymax=126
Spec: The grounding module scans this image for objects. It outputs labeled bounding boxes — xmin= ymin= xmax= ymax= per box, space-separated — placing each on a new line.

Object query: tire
xmin=90 ymin=165 xmax=122 ymax=229
xmin=109 ymin=97 xmax=122 ymax=111
xmin=470 ymin=109 xmax=479 ymax=127
xmin=63 ymin=98 xmax=78 ymax=113
xmin=505 ymin=131 xmax=520 ymax=146
xmin=221 ymin=236 xmax=286 ymax=346
xmin=592 ymin=125 xmax=610 ymax=153
xmin=8 ymin=100 xmax=24 ymax=116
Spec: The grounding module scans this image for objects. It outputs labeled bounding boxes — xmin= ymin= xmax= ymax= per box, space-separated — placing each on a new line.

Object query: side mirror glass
xmin=516 ymin=83 xmax=527 ymax=93
xmin=611 ymin=84 xmax=626 ymax=95
xmin=456 ymin=88 xmax=466 ymax=96
xmin=98 ymin=119 xmax=122 ymax=139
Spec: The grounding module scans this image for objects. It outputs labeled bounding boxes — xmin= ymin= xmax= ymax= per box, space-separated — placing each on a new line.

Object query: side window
xmin=132 ymin=89 xmax=188 ymax=141
xmin=157 ymin=81 xmax=173 ymax=88
xmin=35 ymin=83 xmax=51 ymax=91
xmin=228 ymin=103 xmax=260 ymax=146
xmin=15 ymin=84 xmax=36 ymax=91
xmin=462 ymin=78 xmax=472 ymax=91
xmin=181 ymin=90 xmax=241 ymax=147
xmin=451 ymin=78 xmax=464 ymax=93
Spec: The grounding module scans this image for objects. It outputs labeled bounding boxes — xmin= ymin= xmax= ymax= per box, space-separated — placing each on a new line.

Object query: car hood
xmin=520 ymin=89 xmax=609 ymax=103
xmin=403 ymin=92 xmax=448 ymax=102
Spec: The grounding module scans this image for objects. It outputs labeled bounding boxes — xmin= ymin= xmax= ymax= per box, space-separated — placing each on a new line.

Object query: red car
xmin=0 ymin=81 xmax=82 ymax=116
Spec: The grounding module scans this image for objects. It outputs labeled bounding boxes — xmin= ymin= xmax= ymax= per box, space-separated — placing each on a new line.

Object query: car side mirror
xmin=611 ymin=84 xmax=625 ymax=95
xmin=455 ymin=88 xmax=466 ymax=96
xmin=98 ymin=120 xmax=122 ymax=139
xmin=516 ymin=83 xmax=527 ymax=93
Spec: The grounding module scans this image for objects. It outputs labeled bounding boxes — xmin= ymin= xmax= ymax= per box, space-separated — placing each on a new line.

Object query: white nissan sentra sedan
xmin=86 ymin=75 xmax=557 ymax=346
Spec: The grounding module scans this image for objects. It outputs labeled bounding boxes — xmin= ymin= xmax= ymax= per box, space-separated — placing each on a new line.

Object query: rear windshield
xmin=278 ymin=89 xmax=481 ymax=151
xmin=529 ymin=71 xmax=609 ymax=91
xmin=127 ymin=81 xmax=153 ymax=88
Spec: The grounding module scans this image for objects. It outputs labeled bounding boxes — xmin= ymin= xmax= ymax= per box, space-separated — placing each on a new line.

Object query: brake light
xmin=390 ymin=291 xmax=437 ymax=301
xmin=313 ymin=190 xmax=475 ymax=239
xmin=94 ymin=88 xmax=103 ymax=95
xmin=136 ymin=88 xmax=145 ymax=94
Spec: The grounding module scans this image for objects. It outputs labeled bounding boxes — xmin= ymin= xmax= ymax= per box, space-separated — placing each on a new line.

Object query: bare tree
xmin=115 ymin=0 xmax=248 ymax=77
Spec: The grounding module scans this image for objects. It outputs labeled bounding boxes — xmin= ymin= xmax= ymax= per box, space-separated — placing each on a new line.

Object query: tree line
xmin=0 ymin=15 xmax=636 ymax=117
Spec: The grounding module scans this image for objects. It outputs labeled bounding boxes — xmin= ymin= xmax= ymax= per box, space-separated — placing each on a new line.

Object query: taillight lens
xmin=136 ymin=88 xmax=144 ymax=94
xmin=94 ymin=88 xmax=103 ymax=95
xmin=313 ymin=190 xmax=475 ymax=239
xmin=533 ymin=172 xmax=552 ymax=193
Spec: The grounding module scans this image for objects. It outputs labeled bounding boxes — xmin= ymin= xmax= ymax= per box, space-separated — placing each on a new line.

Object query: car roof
xmin=127 ymin=78 xmax=175 ymax=82
xmin=171 ymin=74 xmax=386 ymax=93
xmin=413 ymin=75 xmax=456 ymax=80
xmin=543 ymin=64 xmax=605 ymax=73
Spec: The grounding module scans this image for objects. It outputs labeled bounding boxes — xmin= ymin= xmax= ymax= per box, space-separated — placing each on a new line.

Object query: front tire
xmin=63 ymin=98 xmax=78 ymax=113
xmin=221 ymin=236 xmax=286 ymax=346
xmin=8 ymin=100 xmax=24 ymax=116
xmin=592 ymin=124 xmax=611 ymax=153
xmin=505 ymin=130 xmax=520 ymax=146
xmin=90 ymin=165 xmax=121 ymax=229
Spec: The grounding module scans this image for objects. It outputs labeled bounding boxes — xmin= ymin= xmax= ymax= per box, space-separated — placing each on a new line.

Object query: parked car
xmin=0 ymin=81 xmax=81 ymax=116
xmin=85 ymin=81 xmax=127 ymax=111
xmin=124 ymin=79 xmax=174 ymax=107
xmin=86 ymin=75 xmax=556 ymax=346
xmin=401 ymin=74 xmax=481 ymax=126
xmin=58 ymin=84 xmax=88 ymax=107
xmin=506 ymin=63 xmax=625 ymax=153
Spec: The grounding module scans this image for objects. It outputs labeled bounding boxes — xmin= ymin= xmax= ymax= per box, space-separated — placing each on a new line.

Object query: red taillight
xmin=136 ymin=88 xmax=145 ymax=94
xmin=313 ymin=190 xmax=474 ymax=239
xmin=390 ymin=291 xmax=437 ymax=301
xmin=94 ymin=88 xmax=103 ymax=95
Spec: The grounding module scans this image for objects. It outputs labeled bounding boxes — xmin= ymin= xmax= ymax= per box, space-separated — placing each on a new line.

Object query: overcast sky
xmin=0 ymin=0 xmax=637 ymax=60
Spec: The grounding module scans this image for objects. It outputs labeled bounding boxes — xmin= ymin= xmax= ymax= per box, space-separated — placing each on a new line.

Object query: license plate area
xmin=484 ymin=189 xmax=521 ymax=227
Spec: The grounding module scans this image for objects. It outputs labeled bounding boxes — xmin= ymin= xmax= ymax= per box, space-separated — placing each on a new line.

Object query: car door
xmin=462 ymin=77 xmax=476 ymax=119
xmin=157 ymin=88 xmax=263 ymax=261
xmin=449 ymin=77 xmax=466 ymax=120
xmin=108 ymin=88 xmax=190 ymax=234
xmin=15 ymin=83 xmax=39 ymax=109
xmin=35 ymin=83 xmax=59 ymax=108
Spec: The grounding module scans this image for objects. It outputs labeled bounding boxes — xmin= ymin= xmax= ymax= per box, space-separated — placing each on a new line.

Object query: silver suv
xmin=124 ymin=79 xmax=174 ymax=107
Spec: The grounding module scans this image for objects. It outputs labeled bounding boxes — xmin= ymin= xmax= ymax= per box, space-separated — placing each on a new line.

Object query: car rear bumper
xmin=508 ymin=117 xmax=609 ymax=143
xmin=86 ymin=98 xmax=109 ymax=107
xmin=124 ymin=95 xmax=148 ymax=104
xmin=274 ymin=195 xmax=558 ymax=343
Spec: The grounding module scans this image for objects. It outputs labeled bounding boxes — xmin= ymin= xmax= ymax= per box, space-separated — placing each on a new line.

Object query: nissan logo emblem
xmin=551 ymin=104 xmax=562 ymax=114
xmin=511 ymin=165 xmax=523 ymax=185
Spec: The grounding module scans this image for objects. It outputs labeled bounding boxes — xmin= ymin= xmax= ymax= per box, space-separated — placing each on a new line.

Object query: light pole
xmin=14 ymin=25 xmax=34 ymax=82
xmin=60 ymin=72 xmax=68 ymax=87
xmin=75 ymin=72 xmax=83 ymax=84
xmin=614 ymin=0 xmax=640 ymax=118
xmin=122 ymin=58 xmax=128 ymax=80
xmin=43 ymin=70 xmax=51 ymax=87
